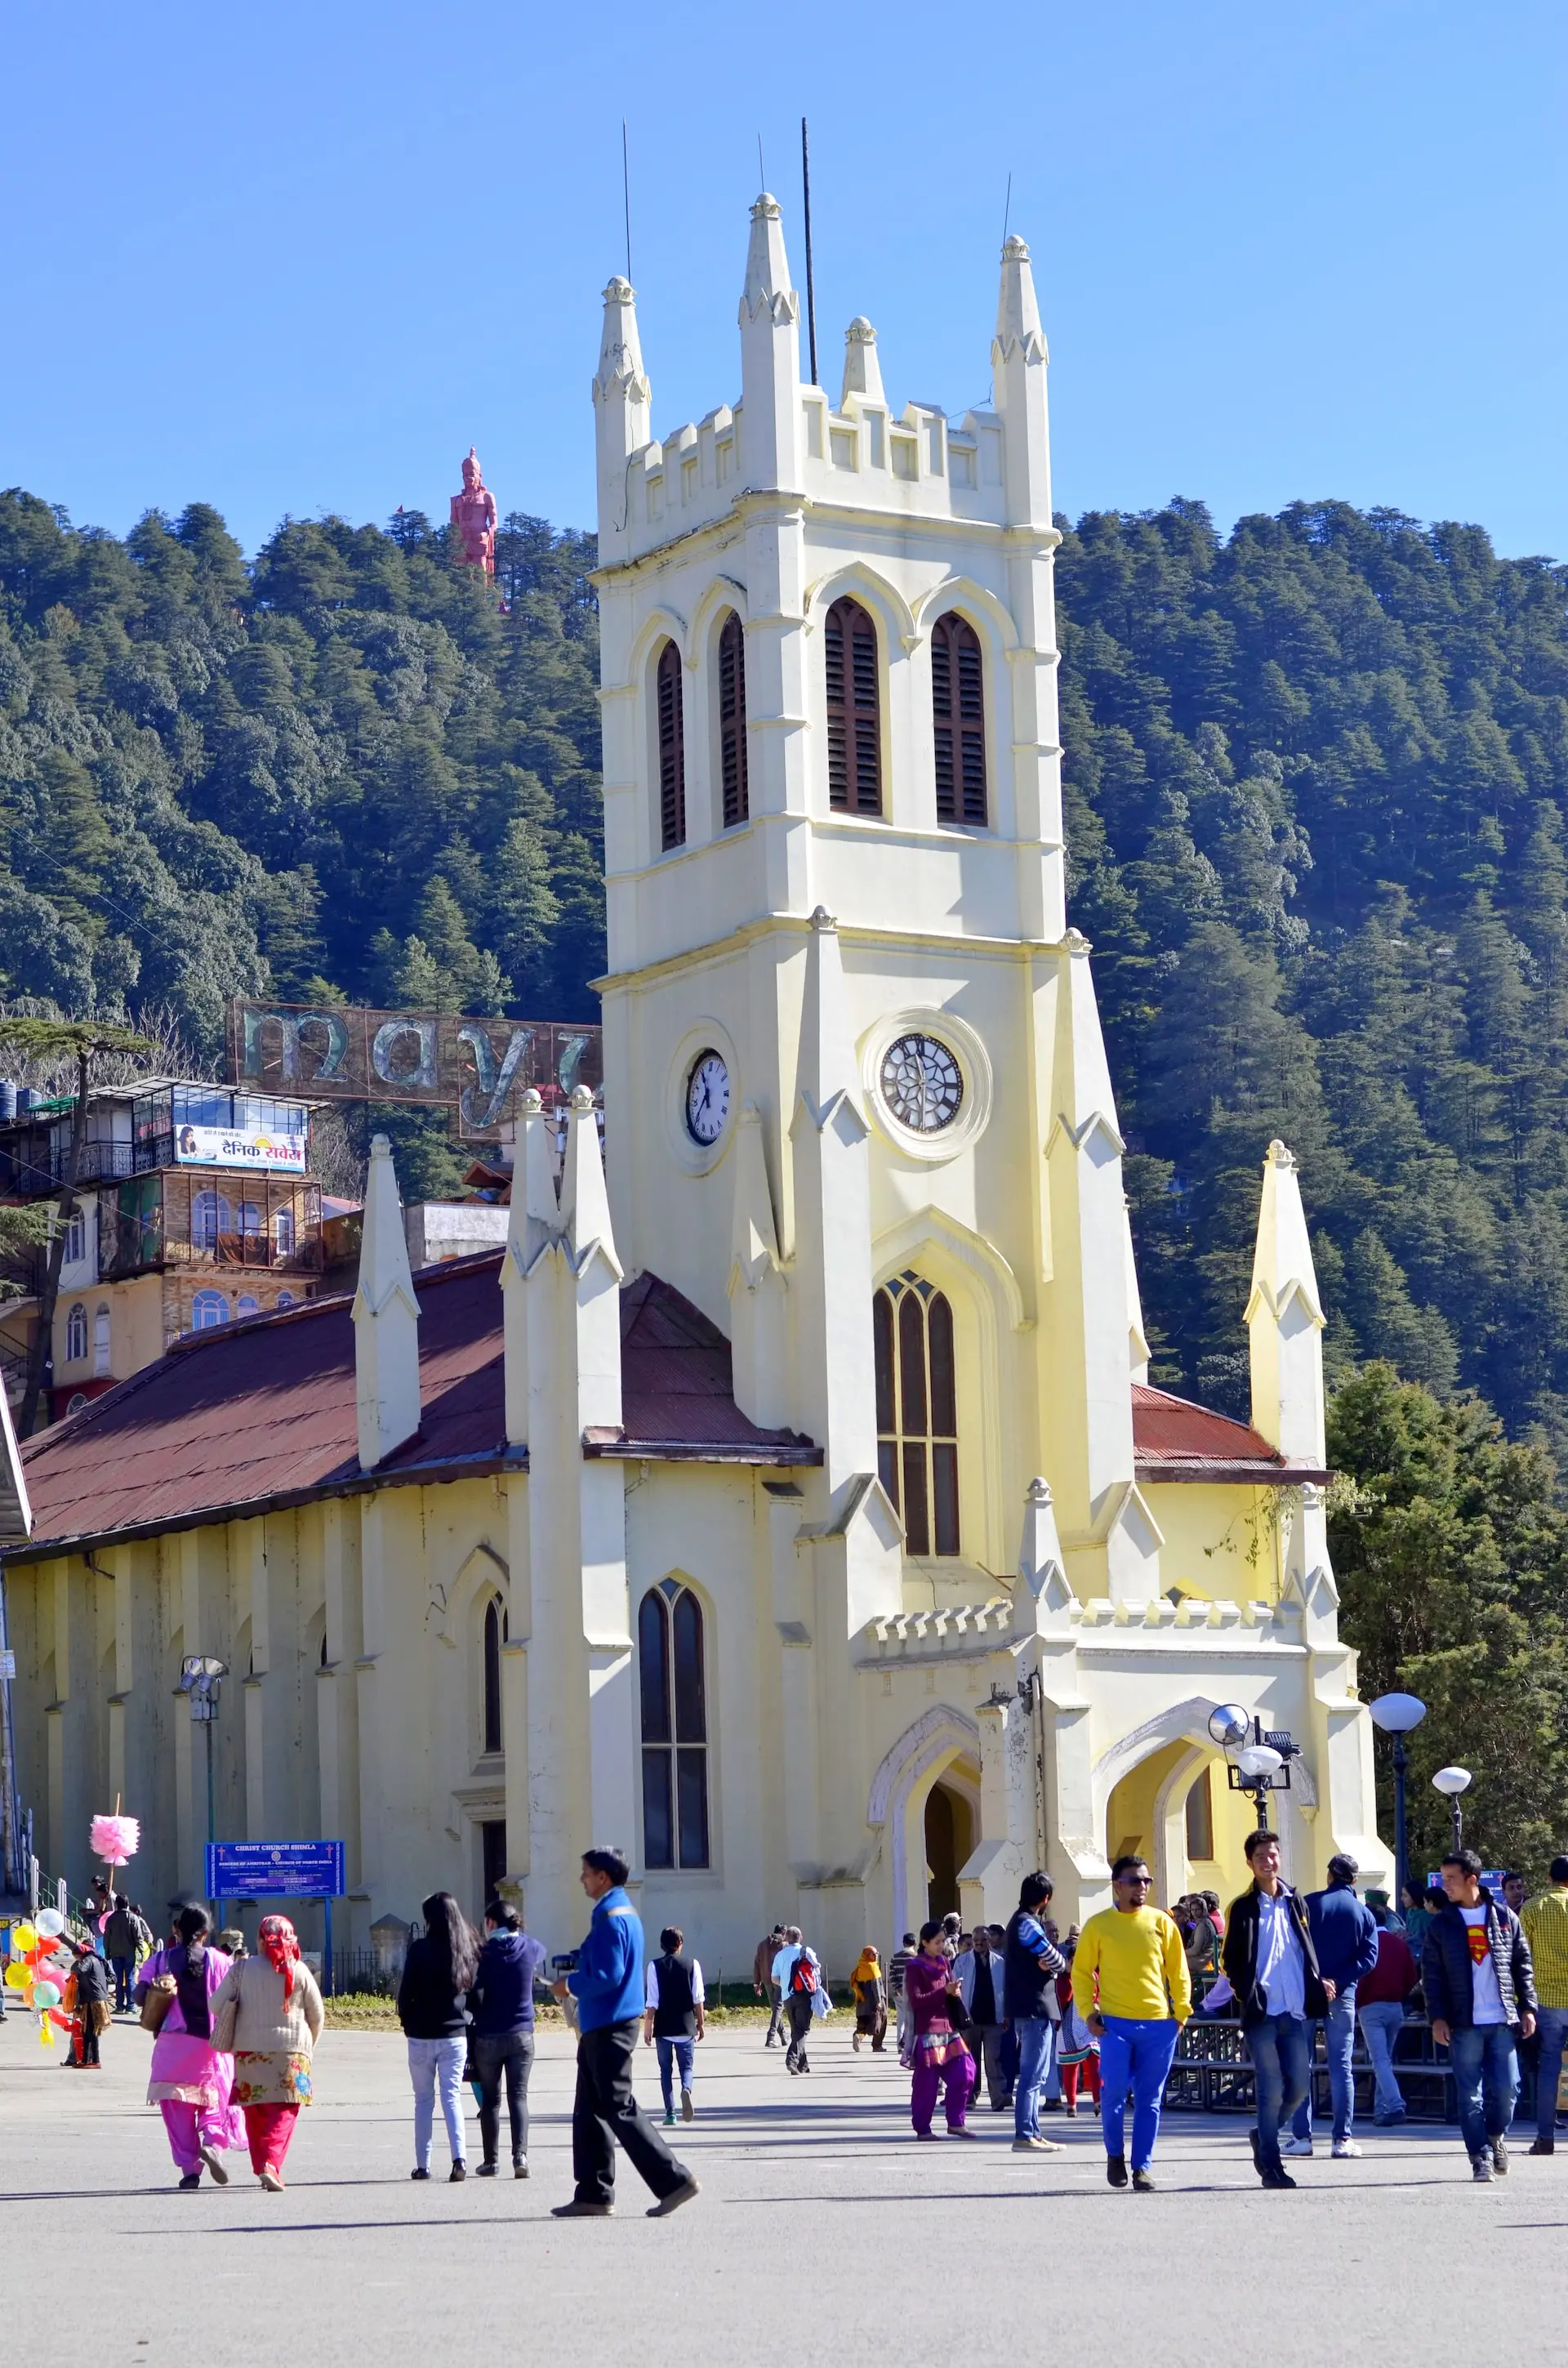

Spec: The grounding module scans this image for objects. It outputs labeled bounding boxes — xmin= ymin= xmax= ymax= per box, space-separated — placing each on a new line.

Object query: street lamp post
xmin=1209 ymin=1704 xmax=1298 ymax=1826
xmin=1369 ymin=1692 xmax=1428 ymax=1911
xmin=179 ymin=1655 xmax=228 ymax=1876
xmin=1432 ymin=1765 xmax=1472 ymax=1854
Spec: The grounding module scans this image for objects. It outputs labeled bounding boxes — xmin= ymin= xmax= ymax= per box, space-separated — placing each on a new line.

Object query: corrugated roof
xmin=11 ymin=1253 xmax=817 ymax=1561
xmin=1132 ymin=1383 xmax=1326 ymax=1483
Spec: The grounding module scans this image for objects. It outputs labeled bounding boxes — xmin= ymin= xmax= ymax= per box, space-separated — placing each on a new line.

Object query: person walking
xmin=644 ymin=1924 xmax=706 ymax=2124
xmin=1072 ymin=1855 xmax=1191 ymax=2191
xmin=1283 ymin=1853 xmax=1379 ymax=2161
xmin=68 ymin=1940 xmax=111 ymax=2066
xmin=137 ymin=1903 xmax=244 ymax=2191
xmin=754 ymin=1923 xmax=786 ymax=2047
xmin=1003 ymin=1874 xmax=1067 ymax=2156
xmin=906 ymin=1920 xmax=976 ymax=2138
xmin=1521 ymin=1856 xmax=1568 ymax=2155
xmin=104 ymin=1894 xmax=149 ymax=2015
xmin=1356 ymin=1894 xmax=1419 ymax=2126
xmin=211 ymin=1915 xmax=323 ymax=2191
xmin=1223 ymin=1831 xmax=1331 ymax=2191
xmin=470 ymin=1897 xmax=545 ymax=2178
xmin=890 ymin=1932 xmax=918 ymax=2056
xmin=776 ymin=1926 xmax=822 ymax=2075
xmin=954 ymin=1925 xmax=1007 ymax=2108
xmin=397 ymin=1890 xmax=479 ymax=2183
xmin=1423 ymin=1848 xmax=1537 ymax=2183
xmin=849 ymin=1945 xmax=888 ymax=2053
xmin=550 ymin=1846 xmax=697 ymax=2219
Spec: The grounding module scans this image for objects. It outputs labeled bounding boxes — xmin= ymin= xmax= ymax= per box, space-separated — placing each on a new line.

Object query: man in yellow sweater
xmin=1071 ymin=1854 xmax=1192 ymax=2192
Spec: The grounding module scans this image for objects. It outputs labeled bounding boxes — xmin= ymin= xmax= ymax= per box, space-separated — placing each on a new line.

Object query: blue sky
xmin=5 ymin=0 xmax=1563 ymax=560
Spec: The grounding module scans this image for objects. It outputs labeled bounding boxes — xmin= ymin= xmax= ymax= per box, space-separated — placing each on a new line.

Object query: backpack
xmin=789 ymin=1949 xmax=818 ymax=1996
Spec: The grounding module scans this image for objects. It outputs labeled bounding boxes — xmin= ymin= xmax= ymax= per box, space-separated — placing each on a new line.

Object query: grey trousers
xmin=969 ymin=2021 xmax=1009 ymax=2105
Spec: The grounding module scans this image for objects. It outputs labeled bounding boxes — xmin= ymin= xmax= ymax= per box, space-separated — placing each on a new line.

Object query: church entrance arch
xmin=924 ymin=1782 xmax=974 ymax=1922
xmin=868 ymin=1706 xmax=982 ymax=1939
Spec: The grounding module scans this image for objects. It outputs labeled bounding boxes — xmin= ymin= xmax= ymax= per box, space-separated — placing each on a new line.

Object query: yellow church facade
xmin=0 ymin=202 xmax=1389 ymax=1971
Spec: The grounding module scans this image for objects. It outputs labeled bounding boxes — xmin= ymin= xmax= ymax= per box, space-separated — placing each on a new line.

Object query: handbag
xmin=140 ymin=1973 xmax=177 ymax=2034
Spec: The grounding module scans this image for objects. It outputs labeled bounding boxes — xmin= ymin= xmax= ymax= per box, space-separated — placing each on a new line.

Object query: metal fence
xmin=1167 ymin=2011 xmax=1538 ymax=2124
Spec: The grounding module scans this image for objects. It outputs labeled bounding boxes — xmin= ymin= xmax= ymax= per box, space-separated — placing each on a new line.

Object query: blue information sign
xmin=205 ymin=1840 xmax=345 ymax=1900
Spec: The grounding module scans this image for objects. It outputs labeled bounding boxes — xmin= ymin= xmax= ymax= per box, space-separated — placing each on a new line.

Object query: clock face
xmin=880 ymin=1032 xmax=964 ymax=1134
xmin=685 ymin=1050 xmax=731 ymax=1146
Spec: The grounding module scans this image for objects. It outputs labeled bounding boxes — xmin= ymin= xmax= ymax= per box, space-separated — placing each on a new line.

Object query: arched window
xmin=639 ymin=1581 xmax=710 ymax=1869
xmin=656 ymin=640 xmax=686 ymax=850
xmin=237 ymin=1292 xmax=260 ymax=1318
xmin=65 ymin=1391 xmax=87 ymax=1416
xmin=482 ymin=1597 xmax=503 ymax=1755
xmin=824 ymin=596 xmax=881 ymax=814
xmin=931 ymin=612 xmax=987 ymax=825
xmin=192 ymin=1190 xmax=234 ymax=1251
xmin=874 ymin=1271 xmax=960 ymax=1556
xmin=65 ymin=1303 xmax=87 ymax=1362
xmin=718 ymin=611 xmax=748 ymax=827
xmin=191 ymin=1288 xmax=229 ymax=1331
xmin=92 ymin=1305 xmax=111 ymax=1376
xmin=64 ymin=1206 xmax=87 ymax=1265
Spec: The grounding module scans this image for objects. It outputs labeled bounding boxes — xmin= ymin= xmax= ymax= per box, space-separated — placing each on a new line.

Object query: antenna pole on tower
xmin=801 ymin=116 xmax=819 ymax=388
xmin=1001 ymin=169 xmax=1012 ymax=251
xmin=622 ymin=118 xmax=633 ymax=284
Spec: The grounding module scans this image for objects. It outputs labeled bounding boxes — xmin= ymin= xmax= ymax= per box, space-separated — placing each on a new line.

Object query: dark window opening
xmin=875 ymin=1271 xmax=960 ymax=1555
xmin=931 ymin=612 xmax=987 ymax=825
xmin=657 ymin=640 xmax=686 ymax=850
xmin=718 ymin=612 xmax=749 ymax=827
xmin=483 ymin=1598 xmax=503 ymax=1755
xmin=825 ymin=596 xmax=882 ymax=814
xmin=639 ymin=1584 xmax=710 ymax=1868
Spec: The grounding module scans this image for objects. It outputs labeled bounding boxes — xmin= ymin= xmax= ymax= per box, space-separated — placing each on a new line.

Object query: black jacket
xmin=74 ymin=1951 xmax=109 ymax=2005
xmin=469 ymin=1929 xmax=546 ymax=2038
xmin=1222 ymin=1882 xmax=1329 ymax=2026
xmin=396 ymin=1935 xmax=470 ymax=2039
xmin=1421 ymin=1890 xmax=1536 ymax=2031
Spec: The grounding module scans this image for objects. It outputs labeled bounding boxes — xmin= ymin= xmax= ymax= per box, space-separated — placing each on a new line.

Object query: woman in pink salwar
xmin=137 ymin=1903 xmax=244 ymax=2190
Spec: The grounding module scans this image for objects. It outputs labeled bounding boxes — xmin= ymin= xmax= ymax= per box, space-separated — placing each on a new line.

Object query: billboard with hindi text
xmin=227 ymin=1001 xmax=601 ymax=1139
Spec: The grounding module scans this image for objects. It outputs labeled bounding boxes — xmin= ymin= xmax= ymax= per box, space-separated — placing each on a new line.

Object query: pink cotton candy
xmin=89 ymin=1813 xmax=140 ymax=1865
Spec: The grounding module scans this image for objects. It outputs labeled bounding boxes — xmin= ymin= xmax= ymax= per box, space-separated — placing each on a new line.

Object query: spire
xmin=727 ymin=1100 xmax=788 ymax=1429
xmin=737 ymin=194 xmax=802 ymax=492
xmin=351 ymin=1134 xmax=421 ymax=1471
xmin=991 ymin=233 xmax=1053 ymax=528
xmin=840 ymin=316 xmax=885 ymax=408
xmin=593 ymin=275 xmax=651 ymax=555
xmin=1246 ymin=1139 xmax=1326 ymax=1466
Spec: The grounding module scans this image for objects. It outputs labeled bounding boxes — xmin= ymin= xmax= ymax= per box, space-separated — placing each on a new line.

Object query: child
xmin=1054 ymin=1964 xmax=1100 ymax=2116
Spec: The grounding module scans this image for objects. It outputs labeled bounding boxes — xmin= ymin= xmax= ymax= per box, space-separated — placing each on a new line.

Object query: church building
xmin=0 ymin=200 xmax=1390 ymax=1968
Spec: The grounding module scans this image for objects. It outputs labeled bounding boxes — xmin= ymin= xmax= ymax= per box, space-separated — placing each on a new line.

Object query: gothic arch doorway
xmin=924 ymin=1781 xmax=974 ymax=1923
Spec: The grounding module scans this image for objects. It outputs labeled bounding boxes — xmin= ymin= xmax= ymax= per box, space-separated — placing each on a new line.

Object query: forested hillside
xmin=3 ymin=488 xmax=1567 ymax=1447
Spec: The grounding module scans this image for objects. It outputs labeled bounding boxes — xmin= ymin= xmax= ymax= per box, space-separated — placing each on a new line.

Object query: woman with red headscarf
xmin=211 ymin=1915 xmax=324 ymax=2190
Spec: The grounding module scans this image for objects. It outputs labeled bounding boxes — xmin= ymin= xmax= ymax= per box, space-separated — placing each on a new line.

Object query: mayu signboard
xmin=228 ymin=1001 xmax=603 ymax=1139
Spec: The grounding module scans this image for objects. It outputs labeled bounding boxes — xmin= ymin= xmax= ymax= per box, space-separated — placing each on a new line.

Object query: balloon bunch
xmin=4 ymin=1911 xmax=74 ymax=2046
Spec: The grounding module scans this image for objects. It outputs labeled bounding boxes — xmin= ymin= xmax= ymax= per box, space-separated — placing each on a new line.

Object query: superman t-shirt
xmin=1460 ymin=1906 xmax=1506 ymax=2025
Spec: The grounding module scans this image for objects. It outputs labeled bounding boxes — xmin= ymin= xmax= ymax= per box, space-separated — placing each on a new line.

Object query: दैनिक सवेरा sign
xmin=175 ymin=1123 xmax=308 ymax=1171
xmin=205 ymin=1840 xmax=346 ymax=1899
xmin=227 ymin=1000 xmax=603 ymax=1139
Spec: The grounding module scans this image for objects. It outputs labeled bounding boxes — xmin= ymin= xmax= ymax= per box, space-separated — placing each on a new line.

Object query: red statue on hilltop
xmin=451 ymin=447 xmax=498 ymax=574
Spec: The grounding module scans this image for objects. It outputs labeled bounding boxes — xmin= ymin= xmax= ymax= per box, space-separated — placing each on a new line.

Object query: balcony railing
xmin=97 ymin=1176 xmax=323 ymax=1281
xmin=0 ymin=1132 xmax=179 ymax=1197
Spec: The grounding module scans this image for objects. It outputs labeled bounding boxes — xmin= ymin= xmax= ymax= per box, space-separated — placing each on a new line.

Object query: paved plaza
xmin=3 ymin=2017 xmax=1562 ymax=2363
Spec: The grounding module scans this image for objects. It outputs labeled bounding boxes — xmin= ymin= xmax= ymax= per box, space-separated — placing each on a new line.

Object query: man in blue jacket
xmin=550 ymin=1844 xmax=699 ymax=2219
xmin=1284 ymin=1853 xmax=1380 ymax=2160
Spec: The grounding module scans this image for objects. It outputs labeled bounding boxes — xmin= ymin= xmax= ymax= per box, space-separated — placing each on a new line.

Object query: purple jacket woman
xmin=138 ymin=1906 xmax=244 ymax=2189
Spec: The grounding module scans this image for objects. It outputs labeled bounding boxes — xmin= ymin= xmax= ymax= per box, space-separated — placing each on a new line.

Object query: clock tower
xmin=594 ymin=195 xmax=1157 ymax=1619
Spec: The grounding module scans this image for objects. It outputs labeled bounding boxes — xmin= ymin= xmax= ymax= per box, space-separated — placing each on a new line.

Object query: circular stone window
xmin=878 ymin=1032 xmax=964 ymax=1135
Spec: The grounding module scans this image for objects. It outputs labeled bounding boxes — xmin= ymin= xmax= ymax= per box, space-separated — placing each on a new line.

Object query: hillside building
xmin=0 ymin=202 xmax=1389 ymax=1962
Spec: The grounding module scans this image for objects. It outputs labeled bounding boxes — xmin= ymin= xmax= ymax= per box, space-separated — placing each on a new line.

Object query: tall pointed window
xmin=874 ymin=1271 xmax=960 ymax=1555
xmin=482 ymin=1597 xmax=506 ymax=1755
xmin=657 ymin=640 xmax=686 ymax=850
xmin=931 ymin=613 xmax=987 ymax=824
xmin=825 ymin=596 xmax=881 ymax=814
xmin=718 ymin=612 xmax=749 ymax=827
xmin=639 ymin=1581 xmax=710 ymax=1869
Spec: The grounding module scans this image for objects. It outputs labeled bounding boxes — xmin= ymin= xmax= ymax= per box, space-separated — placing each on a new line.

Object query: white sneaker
xmin=1281 ymin=2135 xmax=1314 ymax=2156
xmin=1331 ymin=2138 xmax=1361 ymax=2158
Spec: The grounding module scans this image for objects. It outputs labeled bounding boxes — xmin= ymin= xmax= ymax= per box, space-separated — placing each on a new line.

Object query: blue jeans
xmin=1535 ymin=2005 xmax=1568 ymax=2143
xmin=1098 ymin=2015 xmax=1181 ymax=2173
xmin=1291 ymin=1987 xmax=1358 ymax=2144
xmin=407 ymin=2035 xmax=468 ymax=2169
xmin=1013 ymin=2017 xmax=1054 ymax=2139
xmin=1246 ymin=2010 xmax=1310 ymax=2175
xmin=1358 ymin=2000 xmax=1408 ymax=2120
xmin=657 ymin=2035 xmax=695 ymax=2115
xmin=1447 ymin=2022 xmax=1518 ymax=2161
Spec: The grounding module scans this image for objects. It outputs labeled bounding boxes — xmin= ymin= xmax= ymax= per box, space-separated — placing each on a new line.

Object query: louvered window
xmin=931 ymin=612 xmax=987 ymax=824
xmin=657 ymin=640 xmax=686 ymax=850
xmin=718 ymin=612 xmax=748 ymax=827
xmin=874 ymin=1270 xmax=960 ymax=1555
xmin=825 ymin=596 xmax=882 ymax=814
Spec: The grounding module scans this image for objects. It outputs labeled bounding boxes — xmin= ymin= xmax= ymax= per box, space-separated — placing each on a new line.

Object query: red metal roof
xmin=1132 ymin=1383 xmax=1326 ymax=1483
xmin=12 ymin=1253 xmax=817 ymax=1561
